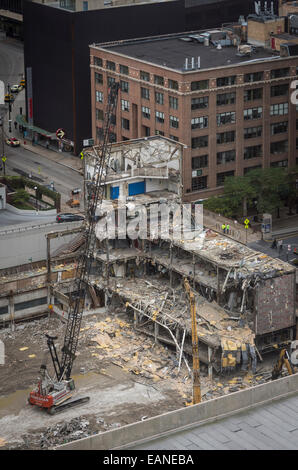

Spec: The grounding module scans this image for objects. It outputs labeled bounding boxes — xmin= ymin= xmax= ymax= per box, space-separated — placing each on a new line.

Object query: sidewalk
xmin=20 ymin=140 xmax=83 ymax=174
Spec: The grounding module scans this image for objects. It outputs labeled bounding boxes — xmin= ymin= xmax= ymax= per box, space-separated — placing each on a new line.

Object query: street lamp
xmin=34 ymin=186 xmax=38 ymax=209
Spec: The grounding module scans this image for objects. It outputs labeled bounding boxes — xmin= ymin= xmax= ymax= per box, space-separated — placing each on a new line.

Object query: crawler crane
xmin=28 ymin=82 xmax=120 ymax=414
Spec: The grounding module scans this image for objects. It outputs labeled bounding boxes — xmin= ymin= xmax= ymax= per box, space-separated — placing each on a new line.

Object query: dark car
xmin=56 ymin=213 xmax=85 ymax=223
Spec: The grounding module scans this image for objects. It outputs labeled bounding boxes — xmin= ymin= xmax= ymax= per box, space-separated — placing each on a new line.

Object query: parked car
xmin=11 ymin=84 xmax=22 ymax=93
xmin=4 ymin=93 xmax=13 ymax=103
xmin=56 ymin=213 xmax=85 ymax=223
xmin=6 ymin=137 xmax=20 ymax=147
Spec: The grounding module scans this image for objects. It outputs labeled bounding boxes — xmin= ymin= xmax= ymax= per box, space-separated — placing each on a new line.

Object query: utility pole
xmin=7 ymin=84 xmax=12 ymax=133
xmin=0 ymin=115 xmax=5 ymax=175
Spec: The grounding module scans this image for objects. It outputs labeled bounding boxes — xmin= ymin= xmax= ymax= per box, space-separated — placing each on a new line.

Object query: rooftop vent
xmin=184 ymin=57 xmax=201 ymax=70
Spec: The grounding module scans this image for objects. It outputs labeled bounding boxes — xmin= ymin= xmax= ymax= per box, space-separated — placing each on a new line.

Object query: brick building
xmin=90 ymin=21 xmax=298 ymax=202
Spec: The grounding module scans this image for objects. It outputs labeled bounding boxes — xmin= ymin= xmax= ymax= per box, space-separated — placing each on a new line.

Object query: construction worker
xmin=221 ymin=223 xmax=226 ymax=233
xmin=226 ymin=224 xmax=230 ymax=234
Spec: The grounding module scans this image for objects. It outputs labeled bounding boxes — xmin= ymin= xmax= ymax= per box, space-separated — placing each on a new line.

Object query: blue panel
xmin=128 ymin=180 xmax=145 ymax=196
xmin=110 ymin=186 xmax=119 ymax=199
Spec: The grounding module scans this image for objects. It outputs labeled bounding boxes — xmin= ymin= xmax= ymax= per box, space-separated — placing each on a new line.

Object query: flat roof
xmin=99 ymin=33 xmax=281 ymax=72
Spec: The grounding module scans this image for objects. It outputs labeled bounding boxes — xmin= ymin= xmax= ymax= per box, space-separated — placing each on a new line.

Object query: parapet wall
xmin=55 ymin=373 xmax=298 ymax=450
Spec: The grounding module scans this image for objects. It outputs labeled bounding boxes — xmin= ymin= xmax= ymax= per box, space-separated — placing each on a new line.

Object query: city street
xmin=0 ymin=38 xmax=83 ymax=210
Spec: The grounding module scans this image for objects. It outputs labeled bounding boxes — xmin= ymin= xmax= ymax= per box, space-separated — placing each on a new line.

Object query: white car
xmin=11 ymin=84 xmax=22 ymax=93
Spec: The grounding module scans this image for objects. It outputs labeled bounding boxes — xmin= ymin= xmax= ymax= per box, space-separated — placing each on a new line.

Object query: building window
xmin=217 ymin=171 xmax=234 ymax=186
xmin=155 ymin=92 xmax=164 ymax=105
xmin=216 ymin=111 xmax=236 ymax=126
xmin=83 ymin=1 xmax=88 ymax=11
xmin=120 ymin=80 xmax=129 ymax=93
xmin=120 ymin=64 xmax=129 ymax=75
xmin=271 ymin=84 xmax=288 ymax=97
xmin=94 ymin=57 xmax=103 ymax=67
xmin=96 ymin=108 xmax=104 ymax=120
xmin=216 ymin=92 xmax=236 ymax=106
xmin=192 ymin=135 xmax=208 ymax=149
xmin=217 ymin=150 xmax=236 ymax=164
xmin=271 ymin=121 xmax=288 ymax=135
xmin=244 ymin=165 xmax=262 ymax=175
xmin=216 ymin=76 xmax=236 ymax=87
xmin=244 ymin=144 xmax=262 ymax=159
xmin=141 ymin=87 xmax=150 ymax=100
xmin=107 ymin=76 xmax=115 ymax=87
xmin=143 ymin=126 xmax=150 ymax=136
xmin=192 ymin=176 xmax=207 ymax=192
xmin=154 ymin=75 xmax=164 ymax=86
xmin=216 ymin=130 xmax=235 ymax=144
xmin=191 ymin=80 xmax=209 ymax=91
xmin=106 ymin=60 xmax=116 ymax=71
xmin=142 ymin=106 xmax=150 ymax=119
xmin=170 ymin=115 xmax=179 ymax=128
xmin=244 ymin=88 xmax=263 ymax=101
xmin=155 ymin=130 xmax=164 ymax=136
xmin=244 ymin=107 xmax=262 ymax=120
xmin=270 ymin=140 xmax=288 ymax=155
xmin=96 ymin=90 xmax=103 ymax=103
xmin=168 ymin=79 xmax=178 ymax=90
xmin=244 ymin=71 xmax=263 ymax=83
xmin=169 ymin=96 xmax=178 ymax=110
xmin=191 ymin=96 xmax=209 ymax=110
xmin=121 ymin=99 xmax=129 ymax=112
xmin=191 ymin=116 xmax=208 ymax=130
xmin=271 ymin=68 xmax=290 ymax=79
xmin=96 ymin=126 xmax=104 ymax=139
xmin=270 ymin=102 xmax=288 ymax=116
xmin=244 ymin=126 xmax=262 ymax=139
xmin=271 ymin=160 xmax=288 ymax=168
xmin=122 ymin=118 xmax=130 ymax=130
xmin=95 ymin=72 xmax=103 ymax=84
xmin=109 ymin=132 xmax=116 ymax=143
xmin=140 ymin=70 xmax=150 ymax=81
xmin=192 ymin=155 xmax=208 ymax=169
xmin=155 ymin=111 xmax=165 ymax=124
xmin=170 ymin=135 xmax=179 ymax=141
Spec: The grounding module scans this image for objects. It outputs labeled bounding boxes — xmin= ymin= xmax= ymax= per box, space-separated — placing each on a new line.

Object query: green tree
xmin=11 ymin=189 xmax=30 ymax=206
xmin=223 ymin=175 xmax=256 ymax=217
xmin=246 ymin=168 xmax=287 ymax=216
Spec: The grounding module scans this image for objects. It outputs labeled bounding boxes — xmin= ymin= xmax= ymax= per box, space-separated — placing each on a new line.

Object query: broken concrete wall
xmin=255 ymin=273 xmax=296 ymax=335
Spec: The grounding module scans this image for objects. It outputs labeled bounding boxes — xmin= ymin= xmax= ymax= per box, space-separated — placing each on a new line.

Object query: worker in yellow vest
xmin=226 ymin=224 xmax=230 ymax=234
xmin=222 ymin=223 xmax=226 ymax=233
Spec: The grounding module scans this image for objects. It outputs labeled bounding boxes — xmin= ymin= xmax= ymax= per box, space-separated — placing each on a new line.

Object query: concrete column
xmin=208 ymin=346 xmax=213 ymax=380
xmin=154 ymin=322 xmax=159 ymax=344
xmin=8 ymin=292 xmax=15 ymax=332
xmin=134 ymin=310 xmax=138 ymax=328
xmin=192 ymin=254 xmax=196 ymax=288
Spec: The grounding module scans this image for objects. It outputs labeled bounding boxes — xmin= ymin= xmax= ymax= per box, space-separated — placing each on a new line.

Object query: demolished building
xmin=1 ymin=136 xmax=295 ymax=377
xmin=49 ymin=136 xmax=296 ymax=376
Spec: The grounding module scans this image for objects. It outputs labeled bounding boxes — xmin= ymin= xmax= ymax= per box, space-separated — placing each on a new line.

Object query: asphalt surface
xmin=248 ymin=235 xmax=298 ymax=265
xmin=0 ymin=209 xmax=57 ymax=228
xmin=0 ymin=38 xmax=83 ymax=207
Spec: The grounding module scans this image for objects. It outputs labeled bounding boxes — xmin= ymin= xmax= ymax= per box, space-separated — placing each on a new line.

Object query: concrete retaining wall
xmin=55 ymin=373 xmax=298 ymax=450
xmin=0 ymin=222 xmax=82 ymax=268
xmin=6 ymin=203 xmax=56 ymax=217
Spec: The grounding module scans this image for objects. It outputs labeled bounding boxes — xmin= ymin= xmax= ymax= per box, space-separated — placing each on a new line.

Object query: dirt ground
xmin=0 ymin=311 xmax=280 ymax=450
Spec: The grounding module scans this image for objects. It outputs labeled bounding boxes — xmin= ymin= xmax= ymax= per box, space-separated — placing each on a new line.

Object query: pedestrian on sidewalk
xmin=14 ymin=121 xmax=17 ymax=130
xmin=45 ymin=141 xmax=49 ymax=150
xmin=221 ymin=223 xmax=226 ymax=234
xmin=271 ymin=238 xmax=277 ymax=249
xmin=278 ymin=239 xmax=283 ymax=254
xmin=226 ymin=224 xmax=230 ymax=234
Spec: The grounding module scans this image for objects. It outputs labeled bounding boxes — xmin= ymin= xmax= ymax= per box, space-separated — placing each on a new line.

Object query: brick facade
xmin=90 ymin=36 xmax=298 ymax=202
